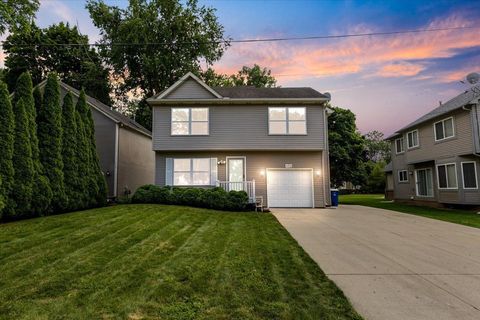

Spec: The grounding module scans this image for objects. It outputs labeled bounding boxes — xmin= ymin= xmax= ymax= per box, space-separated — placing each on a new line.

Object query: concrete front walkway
xmin=273 ymin=205 xmax=480 ymax=320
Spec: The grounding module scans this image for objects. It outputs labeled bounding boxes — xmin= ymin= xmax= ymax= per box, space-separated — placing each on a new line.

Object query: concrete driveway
xmin=273 ymin=205 xmax=480 ymax=320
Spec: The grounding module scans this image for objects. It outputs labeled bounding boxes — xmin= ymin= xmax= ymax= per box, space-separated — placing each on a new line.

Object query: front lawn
xmin=0 ymin=204 xmax=361 ymax=320
xmin=341 ymin=194 xmax=480 ymax=229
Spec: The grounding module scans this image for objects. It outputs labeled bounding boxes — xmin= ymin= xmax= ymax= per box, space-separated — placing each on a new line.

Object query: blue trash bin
xmin=330 ymin=189 xmax=339 ymax=207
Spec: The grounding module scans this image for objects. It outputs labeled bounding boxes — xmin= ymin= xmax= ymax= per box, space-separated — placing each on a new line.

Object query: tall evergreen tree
xmin=74 ymin=110 xmax=89 ymax=208
xmin=76 ymin=90 xmax=107 ymax=206
xmin=14 ymin=72 xmax=52 ymax=216
xmin=0 ymin=81 xmax=15 ymax=218
xmin=61 ymin=92 xmax=80 ymax=211
xmin=37 ymin=73 xmax=66 ymax=212
xmin=11 ymin=98 xmax=34 ymax=218
xmin=0 ymin=177 xmax=4 ymax=212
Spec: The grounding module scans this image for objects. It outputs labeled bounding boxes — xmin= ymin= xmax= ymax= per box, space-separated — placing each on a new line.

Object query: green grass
xmin=0 ymin=204 xmax=361 ymax=320
xmin=341 ymin=194 xmax=480 ymax=228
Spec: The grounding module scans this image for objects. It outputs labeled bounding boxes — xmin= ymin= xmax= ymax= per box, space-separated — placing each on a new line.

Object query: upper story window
xmin=398 ymin=170 xmax=408 ymax=182
xmin=395 ymin=137 xmax=404 ymax=154
xmin=171 ymin=108 xmax=209 ymax=135
xmin=434 ymin=117 xmax=454 ymax=141
xmin=407 ymin=130 xmax=419 ymax=149
xmin=437 ymin=163 xmax=457 ymax=189
xmin=268 ymin=107 xmax=306 ymax=135
xmin=461 ymin=162 xmax=478 ymax=189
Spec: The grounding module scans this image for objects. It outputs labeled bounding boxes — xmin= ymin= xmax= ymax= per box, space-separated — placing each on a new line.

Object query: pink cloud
xmin=214 ymin=13 xmax=480 ymax=81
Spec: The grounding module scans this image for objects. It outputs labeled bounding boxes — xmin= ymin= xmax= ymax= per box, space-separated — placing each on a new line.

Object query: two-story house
xmin=387 ymin=85 xmax=480 ymax=206
xmin=147 ymin=73 xmax=331 ymax=208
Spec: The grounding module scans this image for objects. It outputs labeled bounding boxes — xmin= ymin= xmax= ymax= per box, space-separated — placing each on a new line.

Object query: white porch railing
xmin=216 ymin=180 xmax=256 ymax=203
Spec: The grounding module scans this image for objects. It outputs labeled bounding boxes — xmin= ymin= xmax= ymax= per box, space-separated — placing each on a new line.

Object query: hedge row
xmin=131 ymin=185 xmax=250 ymax=211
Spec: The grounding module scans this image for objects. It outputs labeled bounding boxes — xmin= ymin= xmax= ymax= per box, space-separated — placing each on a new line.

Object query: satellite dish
xmin=466 ymin=72 xmax=480 ymax=84
xmin=323 ymin=92 xmax=331 ymax=100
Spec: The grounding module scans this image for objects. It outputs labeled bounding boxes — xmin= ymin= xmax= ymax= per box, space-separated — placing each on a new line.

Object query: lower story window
xmin=437 ymin=163 xmax=457 ymax=189
xmin=416 ymin=168 xmax=433 ymax=197
xmin=174 ymin=158 xmax=211 ymax=186
xmin=462 ymin=162 xmax=478 ymax=189
xmin=398 ymin=170 xmax=408 ymax=182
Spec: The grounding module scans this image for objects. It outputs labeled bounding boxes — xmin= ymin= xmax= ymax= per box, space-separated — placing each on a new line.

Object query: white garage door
xmin=267 ymin=169 xmax=313 ymax=207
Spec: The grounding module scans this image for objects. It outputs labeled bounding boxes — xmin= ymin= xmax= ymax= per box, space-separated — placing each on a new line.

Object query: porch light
xmin=260 ymin=170 xmax=265 ymax=176
xmin=316 ymin=170 xmax=321 ymax=176
xmin=217 ymin=160 xmax=226 ymax=165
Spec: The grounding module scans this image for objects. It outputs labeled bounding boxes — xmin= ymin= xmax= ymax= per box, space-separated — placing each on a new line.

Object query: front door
xmin=227 ymin=157 xmax=245 ymax=191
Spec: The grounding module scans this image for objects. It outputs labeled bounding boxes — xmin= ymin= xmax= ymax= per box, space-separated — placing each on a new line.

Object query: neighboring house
xmin=386 ymin=85 xmax=480 ymax=206
xmin=147 ymin=72 xmax=331 ymax=208
xmin=36 ymin=81 xmax=155 ymax=199
xmin=384 ymin=162 xmax=394 ymax=200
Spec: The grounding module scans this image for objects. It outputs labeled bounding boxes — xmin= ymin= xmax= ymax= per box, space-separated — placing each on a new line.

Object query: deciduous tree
xmin=202 ymin=65 xmax=277 ymax=88
xmin=0 ymin=0 xmax=39 ymax=35
xmin=87 ymin=0 xmax=229 ymax=129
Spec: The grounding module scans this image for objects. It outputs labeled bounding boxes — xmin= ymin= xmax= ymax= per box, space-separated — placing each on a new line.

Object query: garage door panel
xmin=267 ymin=169 xmax=313 ymax=208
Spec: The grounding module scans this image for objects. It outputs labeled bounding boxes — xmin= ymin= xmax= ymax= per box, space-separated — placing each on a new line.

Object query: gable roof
xmin=387 ymin=85 xmax=480 ymax=140
xmin=212 ymin=86 xmax=327 ymax=99
xmin=151 ymin=72 xmax=222 ymax=100
xmin=34 ymin=80 xmax=151 ymax=137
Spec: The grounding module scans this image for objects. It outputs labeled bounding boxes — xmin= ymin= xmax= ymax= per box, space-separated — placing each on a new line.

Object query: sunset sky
xmin=3 ymin=0 xmax=480 ymax=135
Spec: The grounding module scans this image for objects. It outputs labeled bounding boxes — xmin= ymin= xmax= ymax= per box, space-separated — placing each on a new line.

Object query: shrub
xmin=131 ymin=185 xmax=250 ymax=211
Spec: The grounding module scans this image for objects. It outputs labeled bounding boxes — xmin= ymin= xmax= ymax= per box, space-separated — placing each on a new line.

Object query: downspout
xmin=114 ymin=123 xmax=119 ymax=198
xmin=464 ymin=101 xmax=480 ymax=157
xmin=323 ymin=105 xmax=331 ymax=207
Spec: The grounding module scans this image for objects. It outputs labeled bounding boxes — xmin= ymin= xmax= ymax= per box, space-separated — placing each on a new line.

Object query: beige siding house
xmin=147 ymin=73 xmax=331 ymax=208
xmin=387 ymin=85 xmax=480 ymax=206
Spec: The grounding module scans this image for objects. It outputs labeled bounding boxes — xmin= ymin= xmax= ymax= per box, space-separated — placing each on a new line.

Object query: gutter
xmin=147 ymin=97 xmax=329 ymax=106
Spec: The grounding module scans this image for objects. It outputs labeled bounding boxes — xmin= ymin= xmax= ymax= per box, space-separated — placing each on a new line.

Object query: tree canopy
xmin=202 ymin=64 xmax=277 ymax=88
xmin=0 ymin=0 xmax=39 ymax=35
xmin=3 ymin=22 xmax=112 ymax=105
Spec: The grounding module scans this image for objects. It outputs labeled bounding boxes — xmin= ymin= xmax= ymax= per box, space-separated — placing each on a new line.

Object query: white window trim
xmin=461 ymin=161 xmax=478 ymax=190
xmin=398 ymin=170 xmax=408 ymax=183
xmin=407 ymin=129 xmax=419 ymax=149
xmin=173 ymin=158 xmax=211 ymax=186
xmin=268 ymin=107 xmax=307 ymax=135
xmin=171 ymin=107 xmax=209 ymax=136
xmin=436 ymin=163 xmax=458 ymax=190
xmin=395 ymin=137 xmax=405 ymax=154
xmin=434 ymin=116 xmax=455 ymax=142
xmin=415 ymin=168 xmax=434 ymax=198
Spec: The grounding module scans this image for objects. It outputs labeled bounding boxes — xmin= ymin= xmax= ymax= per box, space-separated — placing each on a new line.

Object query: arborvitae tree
xmin=0 ymin=81 xmax=15 ymax=218
xmin=61 ymin=92 xmax=80 ymax=211
xmin=74 ymin=110 xmax=89 ymax=208
xmin=33 ymin=86 xmax=42 ymax=115
xmin=14 ymin=72 xmax=52 ymax=216
xmin=0 ymin=177 xmax=4 ymax=212
xmin=37 ymin=73 xmax=66 ymax=212
xmin=75 ymin=90 xmax=100 ymax=207
xmin=11 ymin=98 xmax=34 ymax=218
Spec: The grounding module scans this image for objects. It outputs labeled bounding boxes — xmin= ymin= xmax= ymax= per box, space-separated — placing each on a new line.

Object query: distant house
xmin=386 ymin=85 xmax=480 ymax=206
xmin=147 ymin=72 xmax=331 ymax=208
xmin=36 ymin=81 xmax=155 ymax=199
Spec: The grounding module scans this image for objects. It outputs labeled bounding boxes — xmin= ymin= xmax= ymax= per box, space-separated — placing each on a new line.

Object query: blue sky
xmin=3 ymin=0 xmax=480 ymax=135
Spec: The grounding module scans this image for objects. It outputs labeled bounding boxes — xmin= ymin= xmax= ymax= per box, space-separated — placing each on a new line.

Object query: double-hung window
xmin=407 ymin=130 xmax=419 ymax=149
xmin=398 ymin=170 xmax=408 ymax=182
xmin=268 ymin=107 xmax=306 ymax=135
xmin=434 ymin=117 xmax=454 ymax=141
xmin=437 ymin=163 xmax=458 ymax=189
xmin=173 ymin=158 xmax=211 ymax=186
xmin=171 ymin=108 xmax=209 ymax=135
xmin=395 ymin=137 xmax=404 ymax=154
xmin=461 ymin=162 xmax=478 ymax=189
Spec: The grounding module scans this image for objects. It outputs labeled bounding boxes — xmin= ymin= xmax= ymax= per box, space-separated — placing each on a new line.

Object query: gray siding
xmin=390 ymin=110 xmax=480 ymax=204
xmin=165 ymin=78 xmax=217 ymax=99
xmin=91 ymin=108 xmax=117 ymax=198
xmin=152 ymin=105 xmax=326 ymax=150
xmin=155 ymin=151 xmax=328 ymax=207
xmin=404 ymin=109 xmax=473 ymax=164
xmin=117 ymin=127 xmax=155 ymax=196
